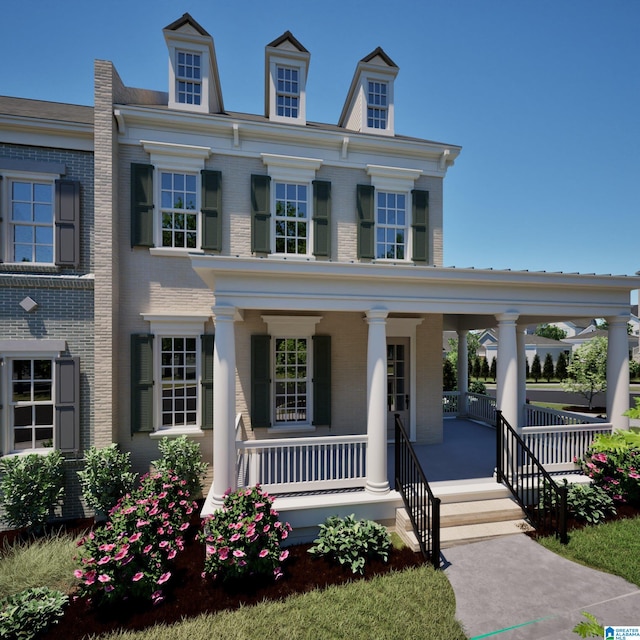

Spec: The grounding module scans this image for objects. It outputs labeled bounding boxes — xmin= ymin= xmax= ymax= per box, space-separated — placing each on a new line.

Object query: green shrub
xmin=0 ymin=451 xmax=65 ymax=534
xmin=573 ymin=611 xmax=604 ymax=638
xmin=0 ymin=586 xmax=68 ymax=640
xmin=152 ymin=436 xmax=208 ymax=498
xmin=199 ymin=485 xmax=292 ymax=583
xmin=539 ymin=479 xmax=617 ymax=525
xmin=308 ymin=514 xmax=391 ymax=574
xmin=77 ymin=444 xmax=137 ymax=517
xmin=468 ymin=380 xmax=486 ymax=394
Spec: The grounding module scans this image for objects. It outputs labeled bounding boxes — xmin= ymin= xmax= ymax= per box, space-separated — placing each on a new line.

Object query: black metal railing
xmin=394 ymin=414 xmax=441 ymax=567
xmin=496 ymin=410 xmax=568 ymax=543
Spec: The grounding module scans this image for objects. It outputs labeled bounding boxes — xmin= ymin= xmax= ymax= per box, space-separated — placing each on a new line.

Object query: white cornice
xmin=0 ymin=115 xmax=93 ymax=151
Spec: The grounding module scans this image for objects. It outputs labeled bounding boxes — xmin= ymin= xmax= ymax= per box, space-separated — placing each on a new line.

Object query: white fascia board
xmin=115 ymin=105 xmax=460 ymax=175
xmin=190 ymin=255 xmax=640 ymax=318
xmin=0 ymin=116 xmax=93 ymax=151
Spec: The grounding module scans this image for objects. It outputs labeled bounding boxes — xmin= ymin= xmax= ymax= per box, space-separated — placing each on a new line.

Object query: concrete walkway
xmin=443 ymin=534 xmax=640 ymax=639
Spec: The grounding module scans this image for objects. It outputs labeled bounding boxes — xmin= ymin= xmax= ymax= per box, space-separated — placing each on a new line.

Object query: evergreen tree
xmin=526 ymin=358 xmax=530 ymax=380
xmin=490 ymin=357 xmax=497 ymax=381
xmin=531 ymin=354 xmax=542 ymax=382
xmin=472 ymin=356 xmax=481 ymax=379
xmin=443 ymin=358 xmax=457 ymax=392
xmin=555 ymin=351 xmax=568 ymax=381
xmin=481 ymin=356 xmax=490 ymax=379
xmin=543 ymin=353 xmax=555 ymax=382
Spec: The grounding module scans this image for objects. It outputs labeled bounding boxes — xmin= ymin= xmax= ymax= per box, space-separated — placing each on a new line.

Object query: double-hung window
xmin=276 ymin=65 xmax=300 ymax=118
xmin=160 ymin=336 xmax=198 ymax=428
xmin=367 ymin=81 xmax=388 ymax=130
xmin=176 ymin=50 xmax=202 ymax=106
xmin=376 ymin=191 xmax=406 ymax=260
xmin=274 ymin=337 xmax=308 ymax=424
xmin=9 ymin=180 xmax=54 ymax=263
xmin=274 ymin=182 xmax=308 ymax=255
xmin=160 ymin=172 xmax=198 ymax=249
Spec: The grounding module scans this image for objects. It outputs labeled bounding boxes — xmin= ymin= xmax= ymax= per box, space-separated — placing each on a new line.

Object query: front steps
xmin=395 ymin=478 xmax=533 ymax=551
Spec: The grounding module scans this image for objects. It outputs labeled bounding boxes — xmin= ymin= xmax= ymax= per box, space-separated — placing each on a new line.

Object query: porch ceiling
xmin=191 ymin=255 xmax=639 ymax=321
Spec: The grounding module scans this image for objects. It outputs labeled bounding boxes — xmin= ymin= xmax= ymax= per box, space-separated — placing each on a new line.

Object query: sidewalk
xmin=443 ymin=534 xmax=640 ymax=639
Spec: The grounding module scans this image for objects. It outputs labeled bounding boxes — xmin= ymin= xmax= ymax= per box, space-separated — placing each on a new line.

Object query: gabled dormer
xmin=163 ymin=13 xmax=224 ymax=114
xmin=265 ymin=31 xmax=310 ymax=126
xmin=338 ymin=47 xmax=399 ymax=136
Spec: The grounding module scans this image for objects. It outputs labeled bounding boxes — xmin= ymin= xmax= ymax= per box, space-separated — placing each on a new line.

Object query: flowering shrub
xmin=151 ymin=436 xmax=208 ymax=499
xmin=75 ymin=470 xmax=197 ymax=606
xmin=578 ymin=430 xmax=640 ymax=505
xmin=198 ymin=485 xmax=292 ymax=582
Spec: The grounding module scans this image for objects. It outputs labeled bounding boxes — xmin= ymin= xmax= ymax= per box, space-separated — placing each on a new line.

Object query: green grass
xmin=0 ymin=531 xmax=81 ymax=598
xmin=93 ymin=565 xmax=467 ymax=640
xmin=538 ymin=516 xmax=640 ymax=587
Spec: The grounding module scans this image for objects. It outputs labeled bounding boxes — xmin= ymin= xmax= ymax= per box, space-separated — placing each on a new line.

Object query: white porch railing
xmin=524 ymin=404 xmax=608 ymax=427
xmin=521 ymin=422 xmax=613 ymax=472
xmin=236 ymin=434 xmax=368 ymax=494
xmin=467 ymin=392 xmax=497 ymax=424
xmin=442 ymin=391 xmax=459 ymax=415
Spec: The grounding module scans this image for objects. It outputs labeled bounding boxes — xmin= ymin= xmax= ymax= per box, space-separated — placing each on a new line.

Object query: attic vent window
xmin=176 ymin=50 xmax=202 ymax=105
xmin=367 ymin=81 xmax=388 ymax=129
xmin=276 ymin=65 xmax=299 ymax=118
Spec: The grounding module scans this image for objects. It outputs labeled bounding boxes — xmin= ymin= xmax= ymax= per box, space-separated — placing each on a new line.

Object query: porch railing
xmin=524 ymin=404 xmax=608 ymax=427
xmin=521 ymin=422 xmax=613 ymax=472
xmin=394 ymin=414 xmax=441 ymax=568
xmin=466 ymin=392 xmax=497 ymax=423
xmin=236 ymin=434 xmax=367 ymax=494
xmin=496 ymin=410 xmax=568 ymax=543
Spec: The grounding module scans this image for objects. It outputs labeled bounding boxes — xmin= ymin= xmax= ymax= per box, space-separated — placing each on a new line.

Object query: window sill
xmin=270 ymin=424 xmax=316 ymax=434
xmin=149 ymin=248 xmax=205 ymax=258
xmin=149 ymin=428 xmax=205 ymax=439
xmin=2 ymin=448 xmax=57 ymax=458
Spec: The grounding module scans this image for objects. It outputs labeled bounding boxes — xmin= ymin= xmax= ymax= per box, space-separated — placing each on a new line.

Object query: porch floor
xmin=388 ymin=417 xmax=497 ymax=485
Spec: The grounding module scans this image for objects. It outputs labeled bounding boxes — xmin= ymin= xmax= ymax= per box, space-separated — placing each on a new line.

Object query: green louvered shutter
xmin=357 ymin=184 xmax=375 ymax=259
xmin=131 ymin=164 xmax=154 ymax=247
xmin=201 ymin=334 xmax=215 ymax=429
xmin=251 ymin=174 xmax=271 ymax=253
xmin=411 ymin=189 xmax=429 ymax=263
xmin=312 ymin=180 xmax=331 ymax=257
xmin=54 ymin=179 xmax=81 ymax=266
xmin=131 ymin=334 xmax=154 ymax=433
xmin=55 ymin=357 xmax=80 ymax=452
xmin=251 ymin=334 xmax=271 ymax=428
xmin=201 ymin=170 xmax=222 ymax=251
xmin=313 ymin=335 xmax=331 ymax=426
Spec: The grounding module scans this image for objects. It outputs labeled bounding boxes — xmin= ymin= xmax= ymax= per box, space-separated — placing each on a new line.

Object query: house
xmin=484 ymin=333 xmax=570 ymax=371
xmin=0 ymin=96 xmax=94 ymax=516
xmin=2 ymin=14 xmax=639 ymax=531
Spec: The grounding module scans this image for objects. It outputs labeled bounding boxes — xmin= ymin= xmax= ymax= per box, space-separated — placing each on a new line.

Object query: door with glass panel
xmin=387 ymin=338 xmax=409 ymax=441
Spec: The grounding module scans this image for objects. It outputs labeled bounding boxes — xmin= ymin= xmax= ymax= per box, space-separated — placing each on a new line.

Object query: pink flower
xmin=136 ymin=519 xmax=150 ymax=528
xmin=74 ymin=569 xmax=84 ymax=579
xmin=99 ymin=543 xmax=116 ymax=552
xmin=97 ymin=556 xmax=111 ymax=565
xmin=132 ymin=572 xmax=144 ymax=582
xmin=98 ymin=574 xmax=111 ymax=583
xmin=179 ymin=522 xmax=189 ymax=531
xmin=129 ymin=532 xmax=141 ymax=543
xmin=113 ymin=548 xmax=129 ymax=561
xmin=279 ymin=550 xmax=289 ymax=561
xmin=259 ymin=549 xmax=269 ymax=558
xmin=143 ymin=544 xmax=153 ymax=555
xmin=157 ymin=572 xmax=171 ymax=585
xmin=263 ymin=524 xmax=271 ymax=533
xmin=230 ymin=533 xmax=241 ymax=542
xmin=167 ymin=549 xmax=177 ymax=560
xmin=218 ymin=547 xmax=229 ymax=560
xmin=159 ymin=540 xmax=169 ymax=548
xmin=151 ymin=590 xmax=164 ymax=605
xmin=233 ymin=549 xmax=246 ymax=558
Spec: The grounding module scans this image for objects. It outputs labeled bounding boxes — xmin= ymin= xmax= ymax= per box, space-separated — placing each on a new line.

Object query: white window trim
xmin=366 ymin=165 xmax=422 ymax=263
xmin=1 ymin=170 xmax=60 ymax=266
xmin=142 ymin=314 xmax=209 ymax=436
xmin=157 ymin=169 xmax=200 ymax=252
xmin=262 ymin=315 xmax=322 ymax=432
xmin=1 ymin=344 xmax=66 ymax=455
xmin=361 ymin=70 xmax=395 ymax=136
xmin=261 ymin=154 xmax=322 ymax=259
xmin=267 ymin=53 xmax=308 ymax=125
xmin=167 ymin=41 xmax=210 ymax=114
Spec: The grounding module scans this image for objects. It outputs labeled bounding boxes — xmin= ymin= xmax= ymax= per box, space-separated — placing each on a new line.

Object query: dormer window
xmin=176 ymin=50 xmax=202 ymax=106
xmin=265 ymin=31 xmax=310 ymax=125
xmin=163 ymin=13 xmax=224 ymax=114
xmin=276 ymin=65 xmax=300 ymax=118
xmin=367 ymin=81 xmax=388 ymax=130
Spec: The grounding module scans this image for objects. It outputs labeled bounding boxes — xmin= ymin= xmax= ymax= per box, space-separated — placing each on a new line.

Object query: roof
xmin=266 ymin=30 xmax=309 ymax=53
xmin=163 ymin=12 xmax=210 ymax=37
xmin=361 ymin=46 xmax=398 ymax=68
xmin=523 ymin=335 xmax=566 ymax=346
xmin=0 ymin=95 xmax=93 ymax=124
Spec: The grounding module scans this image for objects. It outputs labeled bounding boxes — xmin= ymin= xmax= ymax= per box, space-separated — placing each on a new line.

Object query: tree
xmin=542 ymin=353 xmax=555 ymax=382
xmin=443 ymin=358 xmax=456 ymax=391
xmin=490 ymin=357 xmax=497 ymax=381
xmin=555 ymin=351 xmax=568 ymax=380
xmin=535 ymin=324 xmax=567 ymax=341
xmin=445 ymin=333 xmax=482 ymax=379
xmin=561 ymin=336 xmax=607 ymax=409
xmin=531 ymin=354 xmax=542 ymax=383
xmin=472 ymin=356 xmax=481 ymax=379
xmin=481 ymin=356 xmax=490 ymax=379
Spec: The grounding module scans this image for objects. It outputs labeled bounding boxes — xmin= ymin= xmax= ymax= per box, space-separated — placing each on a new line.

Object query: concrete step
xmin=440 ymin=497 xmax=524 ymax=527
xmin=430 ymin=477 xmax=512 ymax=504
xmin=440 ymin=519 xmax=533 ymax=548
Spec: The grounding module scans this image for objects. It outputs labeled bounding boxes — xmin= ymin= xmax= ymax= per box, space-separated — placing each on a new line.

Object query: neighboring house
xmin=484 ymin=334 xmax=569 ymax=371
xmin=0 ymin=96 xmax=94 ymax=517
xmin=3 ymin=14 xmax=639 ymax=528
xmin=562 ymin=327 xmax=637 ymax=359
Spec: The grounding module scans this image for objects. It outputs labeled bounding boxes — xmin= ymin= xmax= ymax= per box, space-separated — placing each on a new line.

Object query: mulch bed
xmin=4 ymin=512 xmax=423 ymax=639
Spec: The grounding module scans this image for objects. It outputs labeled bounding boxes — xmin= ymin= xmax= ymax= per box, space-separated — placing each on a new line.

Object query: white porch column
xmin=211 ymin=305 xmax=238 ymax=506
xmin=365 ymin=309 xmax=390 ymax=494
xmin=516 ymin=326 xmax=527 ymax=427
xmin=457 ymin=329 xmax=468 ymax=416
xmin=496 ymin=313 xmax=519 ymax=429
xmin=607 ymin=316 xmax=630 ymax=430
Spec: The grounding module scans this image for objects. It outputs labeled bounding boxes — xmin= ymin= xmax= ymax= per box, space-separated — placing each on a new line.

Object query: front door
xmin=387 ymin=338 xmax=409 ymax=441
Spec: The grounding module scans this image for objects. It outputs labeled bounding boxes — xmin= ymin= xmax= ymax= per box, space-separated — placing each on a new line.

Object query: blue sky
xmin=2 ymin=0 xmax=639 ymax=291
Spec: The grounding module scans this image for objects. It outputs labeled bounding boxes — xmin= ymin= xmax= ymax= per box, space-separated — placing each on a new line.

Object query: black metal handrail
xmin=496 ymin=410 xmax=568 ymax=543
xmin=394 ymin=414 xmax=441 ymax=567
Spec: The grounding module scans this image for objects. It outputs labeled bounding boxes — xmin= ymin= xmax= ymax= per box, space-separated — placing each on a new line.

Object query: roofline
xmin=266 ymin=30 xmax=309 ymax=53
xmin=163 ymin=12 xmax=210 ymax=37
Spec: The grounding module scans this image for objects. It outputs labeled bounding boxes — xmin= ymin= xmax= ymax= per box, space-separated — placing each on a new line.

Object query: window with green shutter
xmin=201 ymin=334 xmax=214 ymax=429
xmin=251 ymin=174 xmax=271 ymax=253
xmin=411 ymin=189 xmax=429 ymax=263
xmin=131 ymin=164 xmax=154 ymax=247
xmin=313 ymin=335 xmax=331 ymax=426
xmin=131 ymin=334 xmax=154 ymax=433
xmin=312 ymin=180 xmax=331 ymax=257
xmin=201 ymin=170 xmax=222 ymax=251
xmin=251 ymin=334 xmax=271 ymax=428
xmin=356 ymin=184 xmax=375 ymax=259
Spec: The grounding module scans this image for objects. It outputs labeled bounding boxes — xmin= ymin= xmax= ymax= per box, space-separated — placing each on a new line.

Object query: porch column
xmin=516 ymin=326 xmax=527 ymax=427
xmin=457 ymin=329 xmax=468 ymax=416
xmin=365 ymin=309 xmax=390 ymax=494
xmin=606 ymin=315 xmax=630 ymax=430
xmin=211 ymin=305 xmax=238 ymax=506
xmin=496 ymin=313 xmax=519 ymax=429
